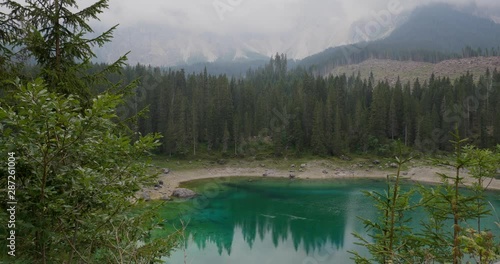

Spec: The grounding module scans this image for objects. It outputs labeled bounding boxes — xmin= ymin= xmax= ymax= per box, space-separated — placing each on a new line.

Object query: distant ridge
xmin=298 ymin=4 xmax=500 ymax=75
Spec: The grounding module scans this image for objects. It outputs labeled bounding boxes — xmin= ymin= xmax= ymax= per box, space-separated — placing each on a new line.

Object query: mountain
xmin=382 ymin=4 xmax=500 ymax=53
xmin=298 ymin=4 xmax=500 ymax=74
xmin=93 ymin=26 xmax=271 ymax=66
xmin=94 ymin=23 xmax=342 ymax=67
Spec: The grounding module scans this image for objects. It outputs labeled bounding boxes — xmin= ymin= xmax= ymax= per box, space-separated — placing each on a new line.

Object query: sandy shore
xmin=143 ymin=161 xmax=500 ymax=200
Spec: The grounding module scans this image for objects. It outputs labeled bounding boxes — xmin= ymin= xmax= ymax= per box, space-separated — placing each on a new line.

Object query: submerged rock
xmin=172 ymin=188 xmax=197 ymax=198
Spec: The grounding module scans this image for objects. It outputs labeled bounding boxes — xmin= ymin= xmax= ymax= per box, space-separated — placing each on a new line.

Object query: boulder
xmin=300 ymin=164 xmax=306 ymax=169
xmin=291 ymin=164 xmax=296 ymax=168
xmin=142 ymin=192 xmax=151 ymax=201
xmin=163 ymin=168 xmax=170 ymax=174
xmin=373 ymin=160 xmax=380 ymax=165
xmin=289 ymin=174 xmax=296 ymax=179
xmin=172 ymin=188 xmax=197 ymax=198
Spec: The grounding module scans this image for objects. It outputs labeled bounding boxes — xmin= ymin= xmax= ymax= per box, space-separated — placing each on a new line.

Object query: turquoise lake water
xmin=156 ymin=177 xmax=500 ymax=263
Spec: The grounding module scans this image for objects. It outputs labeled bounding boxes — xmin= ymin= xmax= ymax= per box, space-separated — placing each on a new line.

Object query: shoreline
xmin=143 ymin=162 xmax=500 ymax=200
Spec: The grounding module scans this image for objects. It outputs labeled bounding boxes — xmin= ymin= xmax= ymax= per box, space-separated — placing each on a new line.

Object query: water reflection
xmin=162 ymin=179 xmax=379 ymax=263
xmin=161 ymin=178 xmax=499 ymax=263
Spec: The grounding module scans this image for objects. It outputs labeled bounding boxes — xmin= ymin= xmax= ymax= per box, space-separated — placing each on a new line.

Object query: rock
xmin=176 ymin=161 xmax=180 ymax=165
xmin=389 ymin=163 xmax=398 ymax=168
xmin=289 ymin=170 xmax=295 ymax=173
xmin=172 ymin=188 xmax=197 ymax=198
xmin=402 ymin=172 xmax=408 ymax=176
xmin=299 ymin=169 xmax=304 ymax=172
xmin=154 ymin=186 xmax=159 ymax=190
xmin=161 ymin=195 xmax=171 ymax=201
xmin=368 ymin=165 xmax=374 ymax=168
xmin=322 ymin=170 xmax=328 ymax=174
xmin=373 ymin=160 xmax=380 ymax=165
xmin=189 ymin=161 xmax=193 ymax=164
xmin=262 ymin=173 xmax=268 ymax=177
xmin=259 ymin=163 xmax=266 ymax=167
xmin=159 ymin=180 xmax=164 ymax=185
xmin=163 ymin=168 xmax=170 ymax=174
xmin=289 ymin=174 xmax=296 ymax=179
xmin=154 ymin=184 xmax=161 ymax=189
xmin=217 ymin=159 xmax=227 ymax=165
xmin=340 ymin=155 xmax=351 ymax=161
xmin=300 ymin=164 xmax=306 ymax=169
xmin=142 ymin=192 xmax=151 ymax=201
xmin=291 ymin=164 xmax=296 ymax=168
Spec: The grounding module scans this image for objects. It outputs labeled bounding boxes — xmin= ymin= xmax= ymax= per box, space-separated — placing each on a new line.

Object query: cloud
xmin=84 ymin=0 xmax=499 ymax=64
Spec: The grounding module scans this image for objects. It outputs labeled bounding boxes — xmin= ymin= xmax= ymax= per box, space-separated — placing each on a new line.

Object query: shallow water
xmin=156 ymin=177 xmax=500 ymax=264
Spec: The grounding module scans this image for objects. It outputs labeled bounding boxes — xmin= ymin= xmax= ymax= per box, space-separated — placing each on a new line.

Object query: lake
xmin=155 ymin=177 xmax=500 ymax=263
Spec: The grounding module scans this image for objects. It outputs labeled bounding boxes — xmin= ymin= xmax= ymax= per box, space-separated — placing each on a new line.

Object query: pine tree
xmin=1 ymin=0 xmax=127 ymax=100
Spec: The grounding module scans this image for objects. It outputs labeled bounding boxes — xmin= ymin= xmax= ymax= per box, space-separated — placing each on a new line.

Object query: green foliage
xmin=351 ymin=147 xmax=416 ymax=263
xmin=0 ymin=79 xmax=179 ymax=263
xmin=352 ymin=133 xmax=500 ymax=263
xmin=1 ymin=0 xmax=128 ymax=101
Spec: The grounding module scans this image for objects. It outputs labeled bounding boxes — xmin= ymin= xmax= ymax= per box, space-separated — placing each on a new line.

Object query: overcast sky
xmin=77 ymin=0 xmax=500 ymax=64
xmin=89 ymin=0 xmax=500 ymax=34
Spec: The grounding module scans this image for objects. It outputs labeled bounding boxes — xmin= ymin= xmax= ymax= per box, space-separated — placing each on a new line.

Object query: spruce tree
xmin=1 ymin=0 xmax=127 ymax=100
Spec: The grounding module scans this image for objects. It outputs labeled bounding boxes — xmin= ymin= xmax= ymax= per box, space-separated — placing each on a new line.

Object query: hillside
xmin=381 ymin=4 xmax=500 ymax=53
xmin=299 ymin=4 xmax=500 ymax=75
xmin=326 ymin=56 xmax=500 ymax=85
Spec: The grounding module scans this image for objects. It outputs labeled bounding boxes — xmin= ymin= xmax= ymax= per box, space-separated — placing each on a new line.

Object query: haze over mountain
xmin=298 ymin=3 xmax=500 ymax=75
xmin=91 ymin=0 xmax=500 ymax=68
